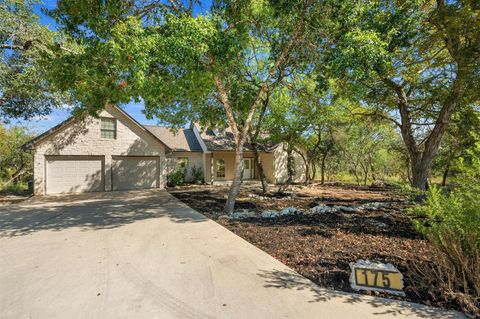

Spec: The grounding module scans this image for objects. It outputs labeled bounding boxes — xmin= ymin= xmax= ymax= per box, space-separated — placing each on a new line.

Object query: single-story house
xmin=25 ymin=104 xmax=306 ymax=195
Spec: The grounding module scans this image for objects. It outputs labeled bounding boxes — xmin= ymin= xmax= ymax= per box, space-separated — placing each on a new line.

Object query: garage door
xmin=112 ymin=156 xmax=159 ymax=191
xmin=46 ymin=156 xmax=105 ymax=194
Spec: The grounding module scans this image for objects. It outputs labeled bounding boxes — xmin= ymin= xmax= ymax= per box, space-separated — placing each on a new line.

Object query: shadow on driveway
xmin=257 ymin=269 xmax=462 ymax=318
xmin=0 ymin=189 xmax=207 ymax=237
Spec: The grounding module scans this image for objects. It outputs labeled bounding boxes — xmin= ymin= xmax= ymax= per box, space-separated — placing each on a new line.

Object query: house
xmin=25 ymin=104 xmax=306 ymax=195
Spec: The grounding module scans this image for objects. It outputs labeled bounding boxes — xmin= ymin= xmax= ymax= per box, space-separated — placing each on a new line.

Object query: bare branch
xmin=0 ymin=43 xmax=24 ymax=50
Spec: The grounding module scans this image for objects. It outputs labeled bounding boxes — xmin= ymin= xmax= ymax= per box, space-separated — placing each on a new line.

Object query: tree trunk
xmin=294 ymin=148 xmax=308 ymax=185
xmin=251 ymin=142 xmax=268 ymax=194
xmin=286 ymin=148 xmax=295 ymax=185
xmin=442 ymin=163 xmax=450 ymax=187
xmin=279 ymin=147 xmax=295 ymax=192
xmin=353 ymin=161 xmax=360 ymax=184
xmin=362 ymin=160 xmax=369 ymax=185
xmin=383 ymin=64 xmax=467 ymax=191
xmin=249 ymin=91 xmax=270 ymax=194
xmin=213 ymin=14 xmax=306 ymax=215
xmin=410 ymin=154 xmax=431 ymax=190
xmin=309 ymin=161 xmax=316 ymax=182
xmin=224 ymin=146 xmax=245 ymax=214
xmin=368 ymin=153 xmax=376 ymax=181
xmin=320 ymin=153 xmax=327 ymax=185
xmin=405 ymin=156 xmax=412 ymax=185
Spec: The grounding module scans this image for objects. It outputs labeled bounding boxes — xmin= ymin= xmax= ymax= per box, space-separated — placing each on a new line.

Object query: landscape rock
xmin=362 ymin=202 xmax=388 ymax=210
xmin=231 ymin=209 xmax=257 ymax=219
xmin=338 ymin=206 xmax=362 ymax=213
xmin=367 ymin=220 xmax=387 ymax=228
xmin=280 ymin=207 xmax=299 ymax=216
xmin=307 ymin=202 xmax=393 ymax=215
xmin=261 ymin=210 xmax=280 ymax=218
xmin=309 ymin=205 xmax=336 ymax=214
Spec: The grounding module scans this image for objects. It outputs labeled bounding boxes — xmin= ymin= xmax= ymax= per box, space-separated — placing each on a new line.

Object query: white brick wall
xmin=33 ymin=105 xmax=166 ymax=194
xmin=166 ymin=152 xmax=204 ymax=182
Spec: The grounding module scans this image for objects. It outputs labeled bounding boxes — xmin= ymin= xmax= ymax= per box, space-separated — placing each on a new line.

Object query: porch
xmin=203 ymin=151 xmax=275 ymax=184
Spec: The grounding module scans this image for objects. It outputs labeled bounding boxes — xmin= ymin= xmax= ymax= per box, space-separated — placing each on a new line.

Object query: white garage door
xmin=112 ymin=156 xmax=159 ymax=191
xmin=46 ymin=156 xmax=104 ymax=194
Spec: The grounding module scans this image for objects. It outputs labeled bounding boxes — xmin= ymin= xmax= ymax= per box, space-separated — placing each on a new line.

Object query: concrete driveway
xmin=0 ymin=189 xmax=462 ymax=319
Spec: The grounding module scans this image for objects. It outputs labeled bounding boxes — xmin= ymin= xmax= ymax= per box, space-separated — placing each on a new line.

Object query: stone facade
xmin=32 ymin=105 xmax=166 ymax=194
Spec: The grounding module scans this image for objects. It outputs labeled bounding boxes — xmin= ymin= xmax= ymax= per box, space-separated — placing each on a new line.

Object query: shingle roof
xmin=199 ymin=128 xmax=274 ymax=152
xmin=144 ymin=125 xmax=203 ymax=152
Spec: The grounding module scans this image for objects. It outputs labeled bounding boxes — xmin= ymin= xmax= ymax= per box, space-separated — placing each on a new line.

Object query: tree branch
xmin=0 ymin=43 xmax=24 ymax=50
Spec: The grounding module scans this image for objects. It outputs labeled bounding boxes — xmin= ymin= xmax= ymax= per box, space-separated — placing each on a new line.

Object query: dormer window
xmin=213 ymin=128 xmax=226 ymax=136
xmin=101 ymin=118 xmax=116 ymax=139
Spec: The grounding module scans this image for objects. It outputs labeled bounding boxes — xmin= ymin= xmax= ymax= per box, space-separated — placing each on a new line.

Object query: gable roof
xmin=144 ymin=125 xmax=202 ymax=152
xmin=23 ymin=104 xmax=171 ymax=151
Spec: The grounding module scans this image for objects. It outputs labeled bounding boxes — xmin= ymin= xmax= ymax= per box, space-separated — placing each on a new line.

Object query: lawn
xmin=169 ymin=183 xmax=437 ymax=307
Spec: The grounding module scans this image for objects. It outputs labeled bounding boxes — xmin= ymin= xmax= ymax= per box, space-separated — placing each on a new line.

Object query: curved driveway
xmin=0 ymin=190 xmax=462 ymax=318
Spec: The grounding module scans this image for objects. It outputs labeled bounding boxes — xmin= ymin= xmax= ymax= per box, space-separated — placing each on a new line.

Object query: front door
xmin=243 ymin=158 xmax=253 ymax=180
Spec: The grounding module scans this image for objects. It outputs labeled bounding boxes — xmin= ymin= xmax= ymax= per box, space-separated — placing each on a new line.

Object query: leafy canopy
xmin=0 ymin=0 xmax=68 ymax=121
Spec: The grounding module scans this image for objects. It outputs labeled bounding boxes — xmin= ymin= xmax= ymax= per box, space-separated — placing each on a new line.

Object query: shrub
xmin=166 ymin=169 xmax=186 ymax=187
xmin=190 ymin=165 xmax=203 ymax=184
xmin=410 ymin=155 xmax=480 ymax=316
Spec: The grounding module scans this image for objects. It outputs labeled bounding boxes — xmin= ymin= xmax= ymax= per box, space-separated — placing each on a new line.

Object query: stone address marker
xmin=349 ymin=259 xmax=405 ymax=296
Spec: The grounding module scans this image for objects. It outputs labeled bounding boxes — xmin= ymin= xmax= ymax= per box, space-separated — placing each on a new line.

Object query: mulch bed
xmin=170 ymin=184 xmax=438 ymax=307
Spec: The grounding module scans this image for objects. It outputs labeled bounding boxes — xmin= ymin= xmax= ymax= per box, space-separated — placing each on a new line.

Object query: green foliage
xmin=413 ymin=151 xmax=480 ymax=244
xmin=166 ymin=168 xmax=187 ymax=187
xmin=432 ymin=107 xmax=480 ymax=184
xmin=190 ymin=165 xmax=204 ymax=184
xmin=0 ymin=0 xmax=68 ymax=121
xmin=0 ymin=181 xmax=29 ymax=194
xmin=326 ymin=0 xmax=480 ymax=190
xmin=411 ymin=151 xmax=480 ymax=315
xmin=0 ymin=124 xmax=33 ymax=189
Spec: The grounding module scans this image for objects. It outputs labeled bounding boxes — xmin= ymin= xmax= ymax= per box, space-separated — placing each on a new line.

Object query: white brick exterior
xmin=166 ymin=152 xmax=204 ymax=182
xmin=33 ymin=105 xmax=166 ymax=194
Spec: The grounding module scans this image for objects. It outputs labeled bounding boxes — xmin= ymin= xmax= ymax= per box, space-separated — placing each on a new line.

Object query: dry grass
xmin=408 ymin=231 xmax=480 ymax=317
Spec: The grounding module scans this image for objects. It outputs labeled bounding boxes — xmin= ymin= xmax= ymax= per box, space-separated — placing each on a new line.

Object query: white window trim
xmin=100 ymin=117 xmax=117 ymax=139
xmin=215 ymin=158 xmax=226 ymax=178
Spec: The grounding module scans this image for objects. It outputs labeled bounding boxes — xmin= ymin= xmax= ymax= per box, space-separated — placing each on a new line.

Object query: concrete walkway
xmin=0 ymin=189 xmax=462 ymax=318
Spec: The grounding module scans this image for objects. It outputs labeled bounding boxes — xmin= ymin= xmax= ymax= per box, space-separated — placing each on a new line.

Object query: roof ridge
xmin=143 ymin=124 xmax=193 ymax=130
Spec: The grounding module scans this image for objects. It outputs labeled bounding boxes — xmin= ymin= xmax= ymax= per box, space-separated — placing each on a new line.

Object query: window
xmin=101 ymin=118 xmax=116 ymax=139
xmin=244 ymin=158 xmax=250 ymax=169
xmin=216 ymin=159 xmax=225 ymax=178
xmin=176 ymin=157 xmax=189 ymax=170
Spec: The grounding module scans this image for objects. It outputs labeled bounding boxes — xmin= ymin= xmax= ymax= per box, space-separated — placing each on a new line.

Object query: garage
xmin=46 ymin=156 xmax=105 ymax=194
xmin=112 ymin=156 xmax=159 ymax=191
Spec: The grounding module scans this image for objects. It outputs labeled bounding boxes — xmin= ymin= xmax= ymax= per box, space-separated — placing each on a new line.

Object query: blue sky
xmin=12 ymin=0 xmax=212 ymax=134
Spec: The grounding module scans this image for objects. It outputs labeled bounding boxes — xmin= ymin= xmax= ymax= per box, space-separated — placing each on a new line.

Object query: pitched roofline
xmin=112 ymin=105 xmax=171 ymax=152
xmin=189 ymin=122 xmax=209 ymax=152
xmin=22 ymin=104 xmax=172 ymax=152
xmin=143 ymin=124 xmax=203 ymax=152
xmin=22 ymin=116 xmax=76 ymax=150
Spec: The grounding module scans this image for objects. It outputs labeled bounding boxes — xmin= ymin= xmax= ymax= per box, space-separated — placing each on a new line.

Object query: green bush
xmin=166 ymin=169 xmax=186 ymax=187
xmin=190 ymin=165 xmax=203 ymax=184
xmin=410 ymin=154 xmax=480 ymax=316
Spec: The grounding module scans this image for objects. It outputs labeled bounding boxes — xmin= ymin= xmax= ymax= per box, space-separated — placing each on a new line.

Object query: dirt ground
xmin=169 ymin=183 xmax=437 ymax=307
